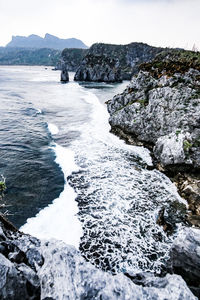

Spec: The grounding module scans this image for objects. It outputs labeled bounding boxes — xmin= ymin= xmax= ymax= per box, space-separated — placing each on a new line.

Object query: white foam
xmin=81 ymin=91 xmax=153 ymax=166
xmin=48 ymin=123 xmax=59 ymax=135
xmin=36 ymin=108 xmax=42 ymax=114
xmin=21 ymin=142 xmax=83 ymax=249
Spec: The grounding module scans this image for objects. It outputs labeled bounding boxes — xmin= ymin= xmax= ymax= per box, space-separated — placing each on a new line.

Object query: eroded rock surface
xmin=107 ymin=49 xmax=200 ymax=223
xmin=169 ymin=227 xmax=200 ymax=298
xmin=108 ymin=68 xmax=200 ymax=169
xmin=58 ymin=48 xmax=88 ymax=71
xmin=0 ymin=215 xmax=196 ymax=299
xmin=0 ymin=215 xmax=41 ymax=300
xmin=74 ymin=42 xmax=163 ymax=82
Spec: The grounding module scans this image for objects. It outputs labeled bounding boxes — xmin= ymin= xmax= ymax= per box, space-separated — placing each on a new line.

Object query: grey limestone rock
xmin=0 ymin=217 xmax=41 ymax=299
xmin=169 ymin=227 xmax=200 ymax=298
xmin=0 ymin=217 xmax=196 ymax=299
xmin=74 ymin=42 xmax=163 ymax=82
xmin=38 ymin=240 xmax=196 ymax=300
xmin=107 ymin=69 xmax=200 ymax=169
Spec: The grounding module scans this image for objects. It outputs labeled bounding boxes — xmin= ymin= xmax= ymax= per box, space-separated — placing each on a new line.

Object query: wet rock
xmin=0 ymin=217 xmax=196 ymax=299
xmin=0 ymin=253 xmax=40 ymax=300
xmin=0 ymin=218 xmax=41 ymax=299
xmin=39 ymin=240 xmax=196 ymax=300
xmin=60 ymin=64 xmax=69 ymax=82
xmin=169 ymin=227 xmax=200 ymax=298
xmin=156 ymin=201 xmax=187 ymax=234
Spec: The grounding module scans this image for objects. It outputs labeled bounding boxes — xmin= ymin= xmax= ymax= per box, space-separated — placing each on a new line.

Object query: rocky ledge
xmin=74 ymin=42 xmax=163 ymax=82
xmin=0 ymin=214 xmax=197 ymax=299
xmin=107 ymin=49 xmax=200 ymax=224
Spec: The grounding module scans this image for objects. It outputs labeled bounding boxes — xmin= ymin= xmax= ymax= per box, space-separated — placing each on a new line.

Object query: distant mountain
xmin=6 ymin=33 xmax=88 ymax=50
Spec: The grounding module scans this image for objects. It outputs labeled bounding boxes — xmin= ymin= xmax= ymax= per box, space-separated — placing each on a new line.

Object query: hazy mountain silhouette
xmin=6 ymin=33 xmax=88 ymax=50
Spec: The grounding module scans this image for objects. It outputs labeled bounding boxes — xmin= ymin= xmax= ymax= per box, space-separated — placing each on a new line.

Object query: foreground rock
xmin=0 ymin=214 xmax=41 ymax=299
xmin=74 ymin=42 xmax=163 ymax=82
xmin=0 ymin=214 xmax=196 ymax=299
xmin=107 ymin=49 xmax=200 ymax=221
xmin=169 ymin=227 xmax=200 ymax=298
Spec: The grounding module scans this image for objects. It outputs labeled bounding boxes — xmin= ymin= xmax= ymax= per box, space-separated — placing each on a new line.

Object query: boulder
xmin=169 ymin=227 xmax=200 ymax=298
xmin=0 ymin=216 xmax=196 ymax=299
xmin=39 ymin=240 xmax=196 ymax=300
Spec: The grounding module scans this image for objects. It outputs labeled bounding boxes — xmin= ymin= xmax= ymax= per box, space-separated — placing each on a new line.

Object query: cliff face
xmin=0 ymin=215 xmax=197 ymax=299
xmin=107 ymin=49 xmax=200 ymax=223
xmin=58 ymin=48 xmax=88 ymax=71
xmin=74 ymin=42 xmax=163 ymax=82
xmin=108 ymin=70 xmax=200 ymax=169
xmin=107 ymin=49 xmax=200 ymax=169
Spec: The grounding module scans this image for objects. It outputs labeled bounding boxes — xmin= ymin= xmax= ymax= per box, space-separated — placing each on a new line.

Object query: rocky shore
xmin=107 ymin=49 xmax=200 ymax=226
xmin=0 ymin=214 xmax=198 ymax=299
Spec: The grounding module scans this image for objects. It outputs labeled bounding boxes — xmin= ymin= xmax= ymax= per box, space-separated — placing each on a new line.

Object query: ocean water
xmin=0 ymin=66 xmax=186 ymax=275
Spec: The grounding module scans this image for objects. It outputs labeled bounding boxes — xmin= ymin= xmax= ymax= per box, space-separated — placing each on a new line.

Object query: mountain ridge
xmin=6 ymin=33 xmax=88 ymax=50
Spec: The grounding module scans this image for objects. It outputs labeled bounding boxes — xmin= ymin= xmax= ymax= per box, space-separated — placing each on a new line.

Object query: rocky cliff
xmin=74 ymin=42 xmax=163 ymax=82
xmin=0 ymin=214 xmax=197 ymax=299
xmin=107 ymin=49 xmax=200 ymax=225
xmin=58 ymin=48 xmax=88 ymax=72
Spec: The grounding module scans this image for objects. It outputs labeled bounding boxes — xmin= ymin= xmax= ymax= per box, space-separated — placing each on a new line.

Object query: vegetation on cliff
xmin=74 ymin=42 xmax=163 ymax=82
xmin=140 ymin=49 xmax=200 ymax=78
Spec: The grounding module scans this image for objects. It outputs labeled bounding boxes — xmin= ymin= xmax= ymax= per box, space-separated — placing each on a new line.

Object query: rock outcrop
xmin=108 ymin=68 xmax=200 ymax=168
xmin=0 ymin=215 xmax=41 ymax=299
xmin=169 ymin=227 xmax=200 ymax=298
xmin=58 ymin=48 xmax=88 ymax=72
xmin=107 ymin=49 xmax=200 ymax=222
xmin=0 ymin=214 xmax=196 ymax=299
xmin=60 ymin=63 xmax=69 ymax=82
xmin=74 ymin=42 xmax=163 ymax=82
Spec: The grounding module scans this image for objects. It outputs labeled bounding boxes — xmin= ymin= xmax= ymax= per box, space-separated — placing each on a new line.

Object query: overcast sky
xmin=0 ymin=0 xmax=199 ymax=50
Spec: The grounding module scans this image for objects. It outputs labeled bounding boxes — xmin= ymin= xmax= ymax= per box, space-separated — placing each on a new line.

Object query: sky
xmin=0 ymin=0 xmax=199 ymax=50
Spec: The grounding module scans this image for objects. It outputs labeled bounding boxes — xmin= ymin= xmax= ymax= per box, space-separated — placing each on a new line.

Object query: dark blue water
xmin=0 ymin=66 xmax=89 ymax=227
xmin=0 ymin=66 xmax=186 ymax=276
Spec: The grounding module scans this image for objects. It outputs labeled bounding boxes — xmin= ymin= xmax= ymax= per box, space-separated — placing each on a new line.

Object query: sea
xmin=0 ymin=65 xmax=186 ymax=276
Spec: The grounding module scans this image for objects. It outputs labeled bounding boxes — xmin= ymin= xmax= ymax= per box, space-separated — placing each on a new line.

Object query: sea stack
xmin=60 ymin=64 xmax=69 ymax=82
